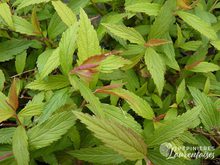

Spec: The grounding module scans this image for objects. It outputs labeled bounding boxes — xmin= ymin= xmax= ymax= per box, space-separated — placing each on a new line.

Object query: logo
xmin=159 ymin=142 xmax=215 ymax=159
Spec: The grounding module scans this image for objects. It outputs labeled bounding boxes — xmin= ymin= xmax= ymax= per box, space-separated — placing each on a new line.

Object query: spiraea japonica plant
xmin=0 ymin=0 xmax=220 ymax=164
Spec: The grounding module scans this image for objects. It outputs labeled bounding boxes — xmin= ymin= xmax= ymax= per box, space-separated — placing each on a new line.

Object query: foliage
xmin=0 ymin=0 xmax=220 ymax=165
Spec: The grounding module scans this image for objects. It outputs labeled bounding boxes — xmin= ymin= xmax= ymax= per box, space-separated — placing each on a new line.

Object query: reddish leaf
xmin=31 ymin=7 xmax=42 ymax=35
xmin=144 ymin=39 xmax=171 ymax=47
xmin=177 ymin=0 xmax=192 ymax=10
xmin=185 ymin=60 xmax=203 ymax=70
xmin=153 ymin=114 xmax=166 ymax=122
xmin=95 ymin=83 xmax=126 ymax=93
xmin=8 ymin=78 xmax=19 ymax=111
xmin=70 ymin=50 xmax=122 ymax=82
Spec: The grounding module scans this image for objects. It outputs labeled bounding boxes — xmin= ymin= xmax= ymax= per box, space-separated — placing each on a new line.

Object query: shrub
xmin=0 ymin=0 xmax=220 ymax=164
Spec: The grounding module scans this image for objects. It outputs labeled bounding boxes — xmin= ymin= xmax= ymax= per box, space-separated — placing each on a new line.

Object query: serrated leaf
xmin=125 ymin=2 xmax=161 ymax=16
xmin=0 ymin=39 xmax=31 ymax=62
xmin=0 ymin=2 xmax=14 ymax=29
xmin=96 ymin=88 xmax=155 ymax=120
xmin=77 ymin=9 xmax=101 ymax=64
xmin=13 ymin=15 xmax=36 ymax=36
xmin=100 ymin=55 xmax=131 ymax=73
xmin=75 ymin=112 xmax=147 ymax=160
xmin=18 ymin=104 xmax=44 ymax=118
xmin=28 ymin=111 xmax=76 ymax=150
xmin=68 ymin=146 xmax=125 ymax=164
xmin=186 ymin=62 xmax=220 ymax=73
xmin=18 ymin=92 xmax=44 ymax=117
xmin=8 ymin=78 xmax=19 ymax=111
xmin=97 ymin=12 xmax=125 ymax=40
xmin=159 ymin=33 xmax=180 ymax=71
xmin=59 ymin=23 xmax=78 ymax=74
xmin=177 ymin=11 xmax=218 ymax=40
xmin=69 ymin=75 xmax=104 ymax=117
xmin=15 ymin=50 xmax=27 ymax=74
xmin=146 ymin=106 xmax=201 ymax=146
xmin=103 ymin=23 xmax=145 ymax=45
xmin=210 ymin=40 xmax=220 ymax=50
xmin=17 ymin=0 xmax=51 ymax=10
xmin=189 ymin=87 xmax=220 ymax=131
xmin=145 ymin=47 xmax=166 ymax=95
xmin=0 ymin=128 xmax=16 ymax=144
xmin=12 ymin=126 xmax=29 ymax=165
xmin=0 ymin=92 xmax=15 ymax=122
xmin=149 ymin=0 xmax=176 ymax=39
xmin=38 ymin=88 xmax=70 ymax=124
xmin=52 ymin=0 xmax=77 ymax=27
xmin=176 ymin=79 xmax=185 ymax=104
xmin=0 ymin=69 xmax=5 ymax=91
xmin=39 ymin=48 xmax=60 ymax=79
xmin=26 ymin=75 xmax=70 ymax=91
xmin=88 ymin=103 xmax=143 ymax=135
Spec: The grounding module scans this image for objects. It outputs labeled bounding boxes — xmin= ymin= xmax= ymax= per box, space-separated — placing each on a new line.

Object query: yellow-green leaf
xmin=0 ymin=2 xmax=14 ymax=29
xmin=177 ymin=11 xmax=218 ymax=40
xmin=125 ymin=2 xmax=161 ymax=16
xmin=75 ymin=112 xmax=147 ymax=160
xmin=12 ymin=126 xmax=29 ymax=165
xmin=145 ymin=48 xmax=166 ymax=95
xmin=176 ymin=79 xmax=185 ymax=104
xmin=77 ymin=9 xmax=101 ymax=64
xmin=52 ymin=0 xmax=77 ymax=27
xmin=59 ymin=23 xmax=79 ymax=74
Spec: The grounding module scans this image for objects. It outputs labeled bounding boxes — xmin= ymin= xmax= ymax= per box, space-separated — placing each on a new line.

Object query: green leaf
xmin=52 ymin=0 xmax=77 ymax=27
xmin=68 ymin=146 xmax=125 ymax=164
xmin=125 ymin=2 xmax=161 ymax=16
xmin=100 ymin=55 xmax=131 ymax=73
xmin=18 ymin=104 xmax=44 ymax=118
xmin=149 ymin=0 xmax=176 ymax=39
xmin=28 ymin=111 xmax=76 ymax=150
xmin=18 ymin=92 xmax=44 ymax=118
xmin=146 ymin=106 xmax=201 ymax=147
xmin=145 ymin=47 xmax=166 ymax=95
xmin=75 ymin=112 xmax=147 ymax=160
xmin=13 ymin=15 xmax=36 ymax=36
xmin=39 ymin=48 xmax=60 ymax=79
xmin=17 ymin=0 xmax=51 ymax=10
xmin=15 ymin=50 xmax=27 ymax=74
xmin=0 ymin=127 xmax=16 ymax=144
xmin=186 ymin=62 xmax=220 ymax=73
xmin=0 ymin=69 xmax=5 ymax=91
xmin=0 ymin=39 xmax=31 ymax=62
xmin=38 ymin=88 xmax=70 ymax=124
xmin=159 ymin=34 xmax=180 ymax=71
xmin=69 ymin=75 xmax=104 ymax=117
xmin=0 ymin=92 xmax=15 ymax=122
xmin=59 ymin=23 xmax=78 ymax=74
xmin=103 ymin=23 xmax=145 ymax=45
xmin=148 ymin=149 xmax=184 ymax=165
xmin=176 ymin=79 xmax=186 ymax=104
xmin=177 ymin=11 xmax=218 ymax=41
xmin=210 ymin=40 xmax=220 ymax=50
xmin=96 ymin=88 xmax=154 ymax=120
xmin=48 ymin=13 xmax=67 ymax=39
xmin=88 ymin=103 xmax=143 ymax=135
xmin=189 ymin=87 xmax=220 ymax=131
xmin=26 ymin=75 xmax=70 ymax=91
xmin=179 ymin=41 xmax=202 ymax=51
xmin=0 ymin=2 xmax=14 ymax=29
xmin=77 ymin=9 xmax=101 ymax=64
xmin=97 ymin=12 xmax=125 ymax=40
xmin=12 ymin=126 xmax=29 ymax=165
